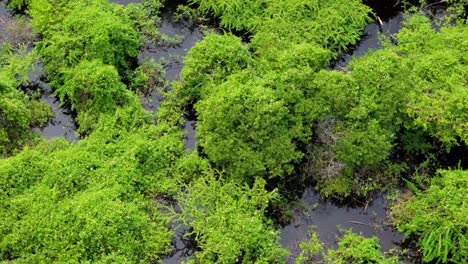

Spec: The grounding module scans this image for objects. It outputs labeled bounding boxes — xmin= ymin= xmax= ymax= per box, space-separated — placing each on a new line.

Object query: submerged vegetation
xmin=0 ymin=0 xmax=466 ymax=263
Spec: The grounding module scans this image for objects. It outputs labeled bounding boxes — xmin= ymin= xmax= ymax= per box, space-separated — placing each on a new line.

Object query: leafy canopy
xmin=32 ymin=0 xmax=139 ymax=86
xmin=177 ymin=172 xmax=287 ymax=263
xmin=0 ymin=120 xmax=187 ymax=262
xmin=195 ymin=73 xmax=304 ymax=181
xmin=392 ymin=169 xmax=468 ymax=263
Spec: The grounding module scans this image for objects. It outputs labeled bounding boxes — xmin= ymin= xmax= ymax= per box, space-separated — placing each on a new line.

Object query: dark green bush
xmin=55 ymin=59 xmax=134 ymax=134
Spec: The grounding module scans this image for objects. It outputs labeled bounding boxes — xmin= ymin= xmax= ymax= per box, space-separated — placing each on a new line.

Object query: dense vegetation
xmin=0 ymin=43 xmax=51 ymax=156
xmin=391 ymin=169 xmax=467 ymax=263
xmin=0 ymin=0 xmax=466 ymax=263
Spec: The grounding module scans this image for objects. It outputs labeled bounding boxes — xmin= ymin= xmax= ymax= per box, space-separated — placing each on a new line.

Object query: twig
xmin=422 ymin=1 xmax=445 ymax=9
xmin=349 ymin=221 xmax=369 ymax=226
xmin=376 ymin=16 xmax=384 ymax=28
xmin=376 ymin=16 xmax=384 ymax=32
xmin=389 ymin=34 xmax=398 ymax=44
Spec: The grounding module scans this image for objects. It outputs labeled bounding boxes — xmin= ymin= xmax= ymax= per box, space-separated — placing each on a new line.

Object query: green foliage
xmin=181 ymin=33 xmax=253 ymax=101
xmin=190 ymin=0 xmax=265 ymax=31
xmin=305 ymin=49 xmax=408 ymax=197
xmin=33 ymin=1 xmax=139 ymax=85
xmin=27 ymin=0 xmax=163 ymax=137
xmin=315 ymin=174 xmax=356 ymax=199
xmin=0 ymin=119 xmax=187 ymax=262
xmin=0 ymin=43 xmax=36 ymax=85
xmin=294 ymin=229 xmax=400 ymax=264
xmin=0 ymin=138 xmax=68 ymax=203
xmin=55 ymin=59 xmax=134 ymax=134
xmin=195 ymin=73 xmax=304 ymax=181
xmin=255 ymin=43 xmax=332 ymax=74
xmin=6 ymin=0 xmax=31 ymax=11
xmin=0 ymin=44 xmax=52 ymax=156
xmin=307 ymin=14 xmax=467 ymax=197
xmin=397 ymin=15 xmax=468 ymax=147
xmin=121 ymin=0 xmax=164 ymax=46
xmin=183 ymin=0 xmax=371 ymax=185
xmin=418 ymin=0 xmax=468 ymax=18
xmin=313 ymin=49 xmax=407 ymax=168
xmin=176 ymin=172 xmax=287 ymax=263
xmin=392 ymin=169 xmax=468 ymax=263
xmin=251 ymin=0 xmax=371 ymax=59
xmin=325 ymin=229 xmax=401 ymax=264
xmin=295 ymin=227 xmax=323 ymax=264
xmin=446 ymin=0 xmax=468 ymax=17
xmin=129 ymin=57 xmax=166 ymax=95
xmin=57 ymin=59 xmax=128 ymax=113
xmin=2 ymin=0 xmax=467 ymax=262
xmin=28 ymin=0 xmax=106 ymax=35
xmin=191 ymin=0 xmax=370 ymax=59
xmin=0 ymin=184 xmax=171 ymax=263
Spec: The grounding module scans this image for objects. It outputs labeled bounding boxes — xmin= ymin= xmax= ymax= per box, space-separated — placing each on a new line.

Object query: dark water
xmin=143 ymin=3 xmax=202 ymax=261
xmin=32 ymin=82 xmax=77 ymax=141
xmin=332 ymin=11 xmax=404 ymax=69
xmin=146 ymin=2 xmax=203 ymax=150
xmin=111 ymin=0 xmax=201 ymax=151
xmin=281 ymin=191 xmax=409 ymax=263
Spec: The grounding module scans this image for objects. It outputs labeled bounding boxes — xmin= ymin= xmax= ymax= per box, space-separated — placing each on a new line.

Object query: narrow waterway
xmin=109 ymin=1 xmax=202 ymax=261
xmin=110 ymin=0 xmax=200 ymax=151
